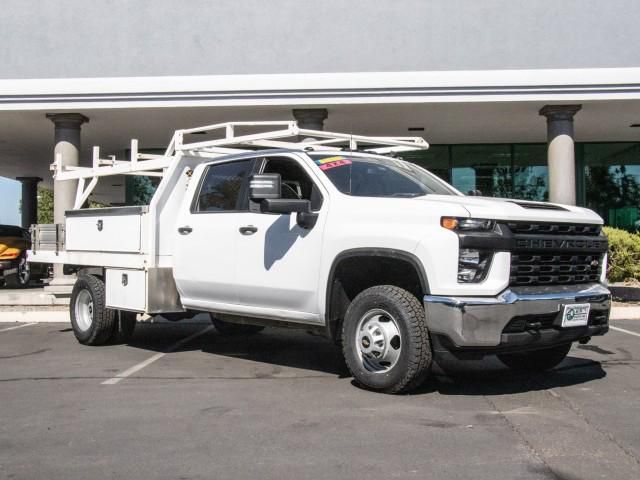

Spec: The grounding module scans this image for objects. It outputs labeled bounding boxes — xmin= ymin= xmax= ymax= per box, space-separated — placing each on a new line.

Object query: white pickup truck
xmin=29 ymin=121 xmax=610 ymax=393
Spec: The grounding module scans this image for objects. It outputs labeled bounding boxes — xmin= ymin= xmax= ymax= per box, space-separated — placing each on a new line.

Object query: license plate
xmin=561 ymin=303 xmax=590 ymax=328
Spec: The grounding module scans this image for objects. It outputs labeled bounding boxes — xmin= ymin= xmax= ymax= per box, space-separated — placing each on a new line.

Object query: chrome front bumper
xmin=424 ymin=283 xmax=611 ymax=348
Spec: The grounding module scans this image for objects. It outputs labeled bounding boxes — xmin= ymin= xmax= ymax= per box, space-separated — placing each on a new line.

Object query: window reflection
xmin=513 ymin=144 xmax=548 ymax=201
xmin=584 ymin=143 xmax=640 ymax=231
xmin=451 ymin=145 xmax=511 ymax=197
xmin=401 ymin=146 xmax=450 ymax=183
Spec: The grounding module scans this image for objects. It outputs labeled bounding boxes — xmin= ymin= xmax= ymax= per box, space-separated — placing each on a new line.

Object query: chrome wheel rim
xmin=75 ymin=289 xmax=94 ymax=331
xmin=355 ymin=309 xmax=402 ymax=373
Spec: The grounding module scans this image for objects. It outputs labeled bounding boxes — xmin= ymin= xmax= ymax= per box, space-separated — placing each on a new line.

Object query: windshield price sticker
xmin=315 ymin=157 xmax=352 ymax=171
xmin=561 ymin=303 xmax=590 ymax=328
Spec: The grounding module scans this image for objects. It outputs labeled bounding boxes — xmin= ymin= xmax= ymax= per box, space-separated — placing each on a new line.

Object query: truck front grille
xmin=510 ymin=253 xmax=603 ymax=286
xmin=506 ymin=222 xmax=601 ymax=236
xmin=505 ymin=221 xmax=605 ymax=287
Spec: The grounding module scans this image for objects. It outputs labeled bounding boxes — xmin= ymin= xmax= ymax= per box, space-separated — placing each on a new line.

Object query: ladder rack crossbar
xmin=49 ymin=121 xmax=429 ymax=209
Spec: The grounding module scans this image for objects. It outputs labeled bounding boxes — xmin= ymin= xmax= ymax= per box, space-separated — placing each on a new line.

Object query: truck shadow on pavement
xmin=413 ymin=354 xmax=607 ymax=396
xmin=126 ymin=324 xmax=607 ymax=394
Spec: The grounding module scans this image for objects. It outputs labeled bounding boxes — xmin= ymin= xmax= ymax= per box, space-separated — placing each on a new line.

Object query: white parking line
xmin=0 ymin=322 xmax=37 ymax=333
xmin=610 ymin=325 xmax=640 ymax=338
xmin=102 ymin=325 xmax=214 ymax=385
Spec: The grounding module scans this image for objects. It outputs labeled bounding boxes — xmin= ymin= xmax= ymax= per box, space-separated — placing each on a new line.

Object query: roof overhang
xmin=2 ymin=68 xmax=640 ymax=111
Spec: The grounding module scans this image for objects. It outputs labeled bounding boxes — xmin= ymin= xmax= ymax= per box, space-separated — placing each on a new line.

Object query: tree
xmin=37 ymin=188 xmax=54 ymax=224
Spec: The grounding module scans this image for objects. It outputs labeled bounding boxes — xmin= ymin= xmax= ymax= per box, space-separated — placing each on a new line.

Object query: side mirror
xmin=260 ymin=199 xmax=319 ymax=230
xmin=249 ymin=173 xmax=281 ymax=201
xmin=250 ymin=173 xmax=319 ymax=229
xmin=260 ymin=198 xmax=311 ymax=214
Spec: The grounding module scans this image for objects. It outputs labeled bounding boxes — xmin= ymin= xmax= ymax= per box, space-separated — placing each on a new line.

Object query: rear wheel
xmin=70 ymin=274 xmax=116 ymax=346
xmin=341 ymin=285 xmax=432 ymax=394
xmin=498 ymin=343 xmax=572 ymax=372
xmin=5 ymin=256 xmax=31 ymax=288
xmin=209 ymin=315 xmax=265 ymax=336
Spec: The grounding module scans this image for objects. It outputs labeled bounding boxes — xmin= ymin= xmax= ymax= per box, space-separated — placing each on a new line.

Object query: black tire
xmin=209 ymin=314 xmax=265 ymax=336
xmin=498 ymin=343 xmax=572 ymax=372
xmin=5 ymin=256 xmax=31 ymax=288
xmin=341 ymin=285 xmax=432 ymax=394
xmin=109 ymin=310 xmax=137 ymax=344
xmin=70 ymin=274 xmax=116 ymax=346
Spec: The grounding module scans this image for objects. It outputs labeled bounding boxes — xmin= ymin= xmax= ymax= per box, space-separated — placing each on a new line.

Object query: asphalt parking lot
xmin=1 ymin=317 xmax=640 ymax=480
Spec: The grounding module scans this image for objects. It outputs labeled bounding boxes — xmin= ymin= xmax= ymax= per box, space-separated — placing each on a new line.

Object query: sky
xmin=0 ymin=176 xmax=21 ymax=226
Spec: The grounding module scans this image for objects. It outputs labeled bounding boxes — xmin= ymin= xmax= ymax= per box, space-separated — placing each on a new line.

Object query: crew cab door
xmin=234 ymin=154 xmax=328 ymax=322
xmin=173 ymin=158 xmax=255 ymax=308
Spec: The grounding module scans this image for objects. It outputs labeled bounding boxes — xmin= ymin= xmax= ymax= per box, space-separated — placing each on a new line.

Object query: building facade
xmin=1 ymin=0 xmax=640 ymax=234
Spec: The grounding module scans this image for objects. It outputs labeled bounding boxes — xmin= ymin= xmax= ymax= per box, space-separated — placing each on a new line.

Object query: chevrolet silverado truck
xmin=28 ymin=121 xmax=610 ymax=393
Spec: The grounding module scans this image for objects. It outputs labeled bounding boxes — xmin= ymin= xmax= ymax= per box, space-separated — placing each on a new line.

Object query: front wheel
xmin=498 ymin=343 xmax=572 ymax=372
xmin=341 ymin=285 xmax=432 ymax=394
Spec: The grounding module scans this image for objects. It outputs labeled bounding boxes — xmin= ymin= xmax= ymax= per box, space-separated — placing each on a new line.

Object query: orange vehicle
xmin=0 ymin=225 xmax=49 ymax=288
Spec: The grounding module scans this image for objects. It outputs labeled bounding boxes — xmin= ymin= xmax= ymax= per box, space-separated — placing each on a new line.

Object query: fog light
xmin=459 ymin=248 xmax=481 ymax=266
xmin=458 ymin=249 xmax=492 ymax=283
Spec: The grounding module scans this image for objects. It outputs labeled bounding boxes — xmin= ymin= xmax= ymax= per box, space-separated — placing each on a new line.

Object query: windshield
xmin=310 ymin=154 xmax=459 ymax=197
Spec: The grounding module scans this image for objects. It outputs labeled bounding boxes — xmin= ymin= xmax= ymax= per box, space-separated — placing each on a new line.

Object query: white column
xmin=293 ymin=109 xmax=328 ymax=130
xmin=45 ymin=113 xmax=89 ymax=289
xmin=539 ymin=105 xmax=581 ymax=205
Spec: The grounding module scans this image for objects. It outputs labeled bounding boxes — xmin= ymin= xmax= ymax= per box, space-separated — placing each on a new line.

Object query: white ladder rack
xmin=51 ymin=121 xmax=429 ymax=209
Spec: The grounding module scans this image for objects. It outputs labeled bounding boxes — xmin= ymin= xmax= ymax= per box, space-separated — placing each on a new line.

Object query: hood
xmin=418 ymin=195 xmax=603 ymax=224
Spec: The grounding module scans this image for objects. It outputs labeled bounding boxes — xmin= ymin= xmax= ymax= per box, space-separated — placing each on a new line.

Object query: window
xmin=311 ymin=154 xmax=457 ymax=197
xmin=584 ymin=143 xmax=640 ymax=230
xmin=195 ymin=159 xmax=253 ymax=212
xmin=451 ymin=145 xmax=512 ymax=197
xmin=261 ymin=156 xmax=324 ymax=210
xmin=401 ymin=146 xmax=451 ymax=183
xmin=513 ymin=144 xmax=548 ymax=201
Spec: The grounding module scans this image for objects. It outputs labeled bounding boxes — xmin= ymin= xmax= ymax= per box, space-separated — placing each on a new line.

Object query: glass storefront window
xmin=401 ymin=145 xmax=450 ymax=183
xmin=513 ymin=144 xmax=548 ymax=201
xmin=451 ymin=145 xmax=512 ymax=197
xmin=394 ymin=141 xmax=640 ymax=230
xmin=584 ymin=143 xmax=640 ymax=231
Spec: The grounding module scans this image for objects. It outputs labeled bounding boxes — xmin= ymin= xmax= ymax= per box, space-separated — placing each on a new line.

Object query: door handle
xmin=239 ymin=225 xmax=258 ymax=235
xmin=178 ymin=226 xmax=193 ymax=235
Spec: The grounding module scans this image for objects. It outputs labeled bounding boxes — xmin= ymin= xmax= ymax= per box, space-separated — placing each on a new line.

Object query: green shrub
xmin=603 ymin=226 xmax=640 ymax=283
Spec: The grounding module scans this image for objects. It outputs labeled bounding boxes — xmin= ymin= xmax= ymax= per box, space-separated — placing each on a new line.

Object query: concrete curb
xmin=610 ymin=306 xmax=640 ymax=320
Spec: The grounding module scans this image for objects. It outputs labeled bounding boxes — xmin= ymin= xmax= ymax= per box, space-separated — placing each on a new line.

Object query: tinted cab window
xmin=195 ymin=160 xmax=253 ymax=212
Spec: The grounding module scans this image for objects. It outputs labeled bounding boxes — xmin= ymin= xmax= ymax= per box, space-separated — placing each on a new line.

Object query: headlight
xmin=441 ymin=217 xmax=496 ymax=282
xmin=441 ymin=217 xmax=496 ymax=232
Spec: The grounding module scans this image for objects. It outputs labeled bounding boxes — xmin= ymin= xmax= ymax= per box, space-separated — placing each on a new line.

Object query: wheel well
xmin=326 ymin=251 xmax=427 ymax=343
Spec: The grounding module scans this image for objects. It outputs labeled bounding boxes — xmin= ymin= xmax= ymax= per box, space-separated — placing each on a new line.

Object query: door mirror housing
xmin=260 ymin=199 xmax=318 ymax=230
xmin=250 ymin=174 xmax=319 ymax=229
xmin=249 ymin=173 xmax=281 ymax=201
xmin=259 ymin=198 xmax=310 ymax=214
